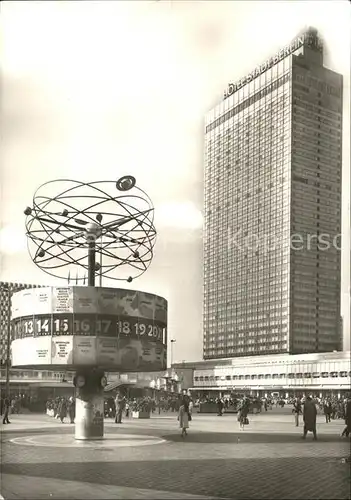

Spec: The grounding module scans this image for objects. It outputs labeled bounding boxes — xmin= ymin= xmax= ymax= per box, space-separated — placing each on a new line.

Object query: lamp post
xmin=0 ymin=285 xmax=12 ymax=396
xmin=170 ymin=339 xmax=176 ymax=368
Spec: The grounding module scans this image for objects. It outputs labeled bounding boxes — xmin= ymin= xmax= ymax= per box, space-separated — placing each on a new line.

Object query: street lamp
xmin=0 ymin=284 xmax=12 ymax=396
xmin=170 ymin=339 xmax=176 ymax=368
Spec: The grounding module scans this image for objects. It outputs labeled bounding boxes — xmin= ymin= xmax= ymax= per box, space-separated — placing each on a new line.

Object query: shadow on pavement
xmin=2 ymin=425 xmax=348 ymax=444
xmin=1 ymin=425 xmax=165 ymax=437
xmin=2 ymin=457 xmax=350 ymax=500
xmin=163 ymin=432 xmax=346 ymax=444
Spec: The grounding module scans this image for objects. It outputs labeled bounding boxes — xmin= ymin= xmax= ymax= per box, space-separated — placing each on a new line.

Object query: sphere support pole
xmin=88 ymin=240 xmax=96 ymax=287
xmin=75 ymin=368 xmax=105 ymax=441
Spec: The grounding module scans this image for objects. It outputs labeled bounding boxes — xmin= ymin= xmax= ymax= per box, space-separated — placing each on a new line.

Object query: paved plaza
xmin=1 ymin=409 xmax=350 ymax=499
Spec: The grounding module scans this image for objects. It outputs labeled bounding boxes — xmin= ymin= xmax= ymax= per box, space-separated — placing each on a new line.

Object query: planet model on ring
xmin=24 ymin=176 xmax=157 ymax=283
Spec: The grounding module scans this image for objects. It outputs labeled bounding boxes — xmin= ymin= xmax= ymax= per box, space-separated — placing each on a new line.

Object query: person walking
xmin=341 ymin=397 xmax=351 ymax=438
xmin=238 ymin=397 xmax=250 ymax=430
xmin=217 ymin=397 xmax=224 ymax=416
xmin=302 ymin=396 xmax=317 ymax=440
xmin=189 ymin=398 xmax=194 ymax=416
xmin=292 ymin=398 xmax=302 ymax=427
xmin=58 ymin=398 xmax=67 ymax=423
xmin=2 ymin=397 xmax=11 ymax=424
xmin=324 ymin=400 xmax=332 ymax=423
xmin=67 ymin=396 xmax=75 ymax=424
xmin=125 ymin=401 xmax=130 ymax=418
xmin=178 ymin=398 xmax=190 ymax=437
xmin=115 ymin=393 xmax=126 ymax=424
xmin=54 ymin=397 xmax=60 ymax=419
xmin=11 ymin=397 xmax=19 ymax=415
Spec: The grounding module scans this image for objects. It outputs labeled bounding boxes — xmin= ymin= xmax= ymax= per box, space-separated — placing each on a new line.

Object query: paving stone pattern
xmin=1 ymin=412 xmax=350 ymax=499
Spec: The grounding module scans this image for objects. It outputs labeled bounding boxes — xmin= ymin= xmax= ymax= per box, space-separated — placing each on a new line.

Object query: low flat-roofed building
xmin=173 ymin=351 xmax=351 ymax=397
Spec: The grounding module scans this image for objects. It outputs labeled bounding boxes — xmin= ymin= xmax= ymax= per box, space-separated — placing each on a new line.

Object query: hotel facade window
xmin=203 ymin=28 xmax=343 ymax=359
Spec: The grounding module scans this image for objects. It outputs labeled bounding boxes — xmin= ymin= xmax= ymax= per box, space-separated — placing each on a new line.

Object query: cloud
xmin=0 ymin=225 xmax=27 ymax=254
xmin=155 ymin=201 xmax=203 ymax=230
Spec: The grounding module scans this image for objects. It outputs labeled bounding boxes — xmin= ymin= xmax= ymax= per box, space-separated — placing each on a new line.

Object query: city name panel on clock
xmin=10 ymin=286 xmax=168 ymax=372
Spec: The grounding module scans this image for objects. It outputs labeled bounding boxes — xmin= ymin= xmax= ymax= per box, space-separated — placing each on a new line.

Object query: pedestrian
xmin=238 ymin=397 xmax=250 ymax=430
xmin=67 ymin=396 xmax=75 ymax=424
xmin=324 ymin=401 xmax=332 ymax=423
xmin=2 ymin=396 xmax=11 ymax=424
xmin=125 ymin=402 xmax=130 ymax=418
xmin=331 ymin=401 xmax=337 ymax=420
xmin=292 ymin=398 xmax=302 ymax=427
xmin=178 ymin=398 xmax=191 ymax=437
xmin=302 ymin=396 xmax=317 ymax=440
xmin=189 ymin=398 xmax=194 ymax=416
xmin=341 ymin=397 xmax=351 ymax=438
xmin=58 ymin=398 xmax=67 ymax=423
xmin=54 ymin=397 xmax=60 ymax=419
xmin=217 ymin=397 xmax=224 ymax=416
xmin=115 ymin=392 xmax=126 ymax=424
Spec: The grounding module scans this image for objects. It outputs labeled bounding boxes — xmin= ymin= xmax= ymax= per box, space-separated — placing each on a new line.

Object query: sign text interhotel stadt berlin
xmin=224 ymin=29 xmax=323 ymax=99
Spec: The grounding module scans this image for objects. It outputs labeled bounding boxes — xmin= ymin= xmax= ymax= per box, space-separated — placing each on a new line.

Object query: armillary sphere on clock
xmin=24 ymin=176 xmax=157 ymax=284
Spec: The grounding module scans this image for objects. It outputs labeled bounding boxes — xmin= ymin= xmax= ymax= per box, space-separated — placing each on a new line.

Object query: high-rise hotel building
xmin=203 ymin=28 xmax=343 ymax=359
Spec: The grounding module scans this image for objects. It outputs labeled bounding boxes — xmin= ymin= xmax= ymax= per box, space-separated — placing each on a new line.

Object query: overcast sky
xmin=0 ymin=0 xmax=350 ymax=361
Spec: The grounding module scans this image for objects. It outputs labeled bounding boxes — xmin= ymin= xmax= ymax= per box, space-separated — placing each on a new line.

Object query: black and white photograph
xmin=0 ymin=1 xmax=350 ymax=499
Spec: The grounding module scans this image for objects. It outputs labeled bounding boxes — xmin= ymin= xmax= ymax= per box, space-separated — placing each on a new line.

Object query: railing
xmin=0 ymin=369 xmax=74 ymax=383
xmin=194 ymin=373 xmax=351 ymax=388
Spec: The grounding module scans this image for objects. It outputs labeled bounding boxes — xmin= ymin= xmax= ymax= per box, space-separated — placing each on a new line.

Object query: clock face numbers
xmin=20 ymin=316 xmax=35 ymax=338
xmin=52 ymin=316 xmax=72 ymax=336
xmin=12 ymin=314 xmax=165 ymax=344
xmin=13 ymin=319 xmax=24 ymax=340
xmin=117 ymin=318 xmax=164 ymax=342
xmin=95 ymin=316 xmax=116 ymax=337
xmin=34 ymin=317 xmax=51 ymax=336
xmin=72 ymin=315 xmax=94 ymax=336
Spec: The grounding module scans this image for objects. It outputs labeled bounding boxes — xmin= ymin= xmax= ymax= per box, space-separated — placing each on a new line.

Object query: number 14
xmin=37 ymin=319 xmax=49 ymax=332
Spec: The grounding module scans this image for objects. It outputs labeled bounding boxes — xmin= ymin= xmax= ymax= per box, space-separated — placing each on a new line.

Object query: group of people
xmin=6 ymin=390 xmax=350 ymax=443
xmin=104 ymin=395 xmax=150 ymax=422
xmin=104 ymin=394 xmax=190 ymax=421
xmin=321 ymin=398 xmax=347 ymax=422
xmin=46 ymin=397 xmax=75 ymax=423
xmin=105 ymin=392 xmax=195 ymax=437
xmin=292 ymin=395 xmax=351 ymax=438
xmin=214 ymin=396 xmax=274 ymax=416
xmin=1 ymin=395 xmax=28 ymax=424
xmin=196 ymin=393 xmax=351 ymax=440
xmin=1 ymin=394 xmax=29 ymax=423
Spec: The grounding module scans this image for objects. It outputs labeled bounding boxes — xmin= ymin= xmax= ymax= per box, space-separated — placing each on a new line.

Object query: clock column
xmin=73 ymin=368 xmax=107 ymax=440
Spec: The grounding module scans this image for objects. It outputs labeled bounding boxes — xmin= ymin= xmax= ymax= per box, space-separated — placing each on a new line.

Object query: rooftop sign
xmin=224 ymin=34 xmax=306 ymax=99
